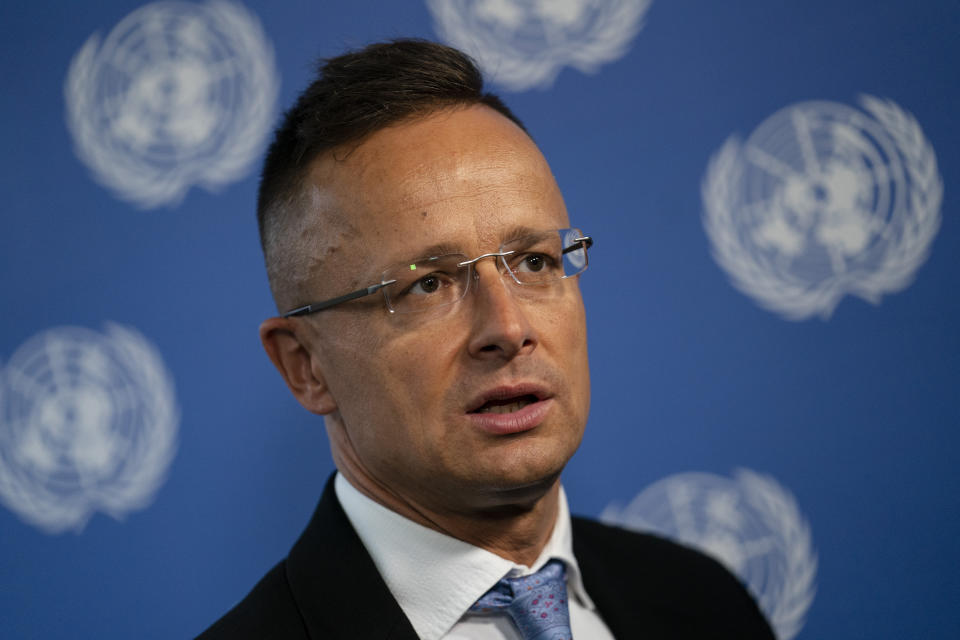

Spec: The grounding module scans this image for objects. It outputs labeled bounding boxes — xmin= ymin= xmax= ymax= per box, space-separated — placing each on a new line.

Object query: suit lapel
xmin=572 ymin=518 xmax=637 ymax=639
xmin=285 ymin=475 xmax=420 ymax=640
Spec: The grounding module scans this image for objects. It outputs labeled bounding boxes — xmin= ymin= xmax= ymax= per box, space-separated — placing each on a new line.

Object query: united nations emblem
xmin=0 ymin=324 xmax=179 ymax=534
xmin=427 ymin=0 xmax=652 ymax=91
xmin=702 ymin=96 xmax=942 ymax=320
xmin=601 ymin=469 xmax=817 ymax=640
xmin=65 ymin=0 xmax=279 ymax=208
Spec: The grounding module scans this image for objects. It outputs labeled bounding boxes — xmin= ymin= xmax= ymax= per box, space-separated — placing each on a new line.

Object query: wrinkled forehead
xmin=305 ymin=106 xmax=569 ymax=266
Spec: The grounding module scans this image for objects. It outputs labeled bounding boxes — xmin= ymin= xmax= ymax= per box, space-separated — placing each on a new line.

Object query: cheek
xmin=380 ymin=329 xmax=461 ymax=414
xmin=350 ymin=334 xmax=464 ymax=475
xmin=319 ymin=319 xmax=391 ymax=419
xmin=343 ymin=323 xmax=463 ymax=443
xmin=551 ymin=296 xmax=590 ymax=405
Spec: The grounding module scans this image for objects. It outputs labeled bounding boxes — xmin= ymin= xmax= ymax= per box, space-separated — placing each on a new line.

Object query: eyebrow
xmin=404 ymin=225 xmax=547 ymax=262
xmin=408 ymin=242 xmax=463 ymax=261
xmin=500 ymin=225 xmax=544 ymax=244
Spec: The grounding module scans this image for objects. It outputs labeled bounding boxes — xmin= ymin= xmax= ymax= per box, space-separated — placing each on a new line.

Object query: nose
xmin=466 ymin=258 xmax=538 ymax=360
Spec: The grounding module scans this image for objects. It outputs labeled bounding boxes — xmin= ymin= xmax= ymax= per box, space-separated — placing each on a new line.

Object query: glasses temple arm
xmin=282 ymin=280 xmax=398 ymax=318
xmin=562 ymin=236 xmax=593 ymax=254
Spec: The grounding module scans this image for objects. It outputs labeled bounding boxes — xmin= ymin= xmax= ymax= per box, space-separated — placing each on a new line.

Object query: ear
xmin=259 ymin=316 xmax=338 ymax=415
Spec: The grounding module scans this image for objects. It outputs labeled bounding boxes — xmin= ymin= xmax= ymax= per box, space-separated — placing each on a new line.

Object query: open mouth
xmin=468 ymin=394 xmax=539 ymax=415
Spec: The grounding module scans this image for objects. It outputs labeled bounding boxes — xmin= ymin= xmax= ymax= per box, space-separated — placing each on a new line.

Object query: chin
xmin=446 ymin=429 xmax=581 ymax=501
xmin=470 ymin=451 xmax=567 ymax=498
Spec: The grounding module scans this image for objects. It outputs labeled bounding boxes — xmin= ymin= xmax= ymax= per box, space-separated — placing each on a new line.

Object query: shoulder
xmin=572 ymin=517 xmax=775 ymax=639
xmin=195 ymin=559 xmax=308 ymax=640
xmin=573 ymin=516 xmax=734 ymax=580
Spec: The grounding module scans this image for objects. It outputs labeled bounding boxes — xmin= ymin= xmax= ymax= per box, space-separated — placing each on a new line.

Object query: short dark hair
xmin=257 ymin=38 xmax=526 ymax=311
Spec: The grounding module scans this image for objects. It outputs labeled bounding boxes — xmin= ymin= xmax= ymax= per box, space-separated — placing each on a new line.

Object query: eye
xmin=403 ymin=271 xmax=456 ymax=296
xmin=515 ymin=253 xmax=551 ymax=273
xmin=411 ymin=274 xmax=442 ymax=294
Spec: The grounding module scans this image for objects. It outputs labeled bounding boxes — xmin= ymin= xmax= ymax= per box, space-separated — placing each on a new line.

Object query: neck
xmin=334 ymin=454 xmax=561 ymax=567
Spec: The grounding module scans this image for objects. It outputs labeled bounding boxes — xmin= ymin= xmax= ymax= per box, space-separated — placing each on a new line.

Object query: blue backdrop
xmin=1 ymin=1 xmax=957 ymax=638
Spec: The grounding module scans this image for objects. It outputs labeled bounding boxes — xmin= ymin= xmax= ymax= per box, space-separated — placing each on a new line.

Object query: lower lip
xmin=467 ymin=398 xmax=554 ymax=435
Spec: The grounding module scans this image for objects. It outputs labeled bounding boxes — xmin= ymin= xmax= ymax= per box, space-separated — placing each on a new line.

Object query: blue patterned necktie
xmin=469 ymin=559 xmax=573 ymax=640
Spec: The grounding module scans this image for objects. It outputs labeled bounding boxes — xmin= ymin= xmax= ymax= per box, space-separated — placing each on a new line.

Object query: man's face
xmin=293 ymin=105 xmax=590 ymax=512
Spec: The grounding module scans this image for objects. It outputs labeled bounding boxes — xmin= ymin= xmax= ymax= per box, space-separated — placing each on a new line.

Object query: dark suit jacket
xmin=198 ymin=477 xmax=775 ymax=639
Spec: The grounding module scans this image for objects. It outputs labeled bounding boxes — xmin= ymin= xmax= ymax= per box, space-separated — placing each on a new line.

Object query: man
xmin=199 ymin=39 xmax=774 ymax=639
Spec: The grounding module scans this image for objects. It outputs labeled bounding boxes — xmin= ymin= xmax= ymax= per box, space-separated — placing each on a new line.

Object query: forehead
xmin=307 ymin=105 xmax=569 ymax=265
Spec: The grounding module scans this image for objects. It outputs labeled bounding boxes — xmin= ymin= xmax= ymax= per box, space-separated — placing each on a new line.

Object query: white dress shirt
xmin=334 ymin=473 xmax=616 ymax=640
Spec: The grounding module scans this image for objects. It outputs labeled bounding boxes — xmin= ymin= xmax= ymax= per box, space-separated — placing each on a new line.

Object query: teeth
xmin=476 ymin=398 xmax=533 ymax=414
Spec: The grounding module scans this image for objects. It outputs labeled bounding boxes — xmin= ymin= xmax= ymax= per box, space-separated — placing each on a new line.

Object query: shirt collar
xmin=334 ymin=473 xmax=595 ymax=640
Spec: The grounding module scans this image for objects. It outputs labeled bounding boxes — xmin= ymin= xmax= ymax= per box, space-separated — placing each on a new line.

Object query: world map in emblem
xmin=427 ymin=0 xmax=652 ymax=91
xmin=701 ymin=96 xmax=942 ymax=320
xmin=0 ymin=324 xmax=179 ymax=534
xmin=64 ymin=0 xmax=279 ymax=208
xmin=601 ymin=469 xmax=817 ymax=640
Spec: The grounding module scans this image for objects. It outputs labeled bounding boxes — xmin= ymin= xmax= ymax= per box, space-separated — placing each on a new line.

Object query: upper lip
xmin=465 ymin=383 xmax=552 ymax=413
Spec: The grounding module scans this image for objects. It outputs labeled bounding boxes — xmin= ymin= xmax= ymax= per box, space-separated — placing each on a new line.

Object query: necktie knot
xmin=470 ymin=560 xmax=573 ymax=640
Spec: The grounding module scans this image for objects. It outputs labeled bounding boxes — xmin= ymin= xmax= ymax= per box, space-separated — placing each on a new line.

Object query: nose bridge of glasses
xmin=457 ymin=250 xmax=515 ymax=269
xmin=459 ymin=250 xmax=519 ymax=288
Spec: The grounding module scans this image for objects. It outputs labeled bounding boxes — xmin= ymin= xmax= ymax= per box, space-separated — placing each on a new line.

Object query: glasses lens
xmin=382 ymin=254 xmax=470 ymax=313
xmin=501 ymin=228 xmax=589 ymax=284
